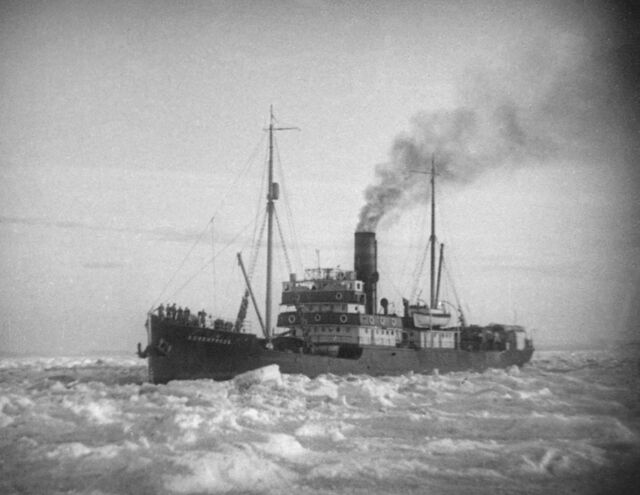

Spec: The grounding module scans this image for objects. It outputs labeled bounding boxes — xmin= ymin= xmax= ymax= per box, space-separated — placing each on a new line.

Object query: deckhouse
xmin=278 ymin=267 xmax=401 ymax=355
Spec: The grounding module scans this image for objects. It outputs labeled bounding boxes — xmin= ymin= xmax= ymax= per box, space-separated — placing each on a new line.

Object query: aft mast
xmin=429 ymin=155 xmax=436 ymax=309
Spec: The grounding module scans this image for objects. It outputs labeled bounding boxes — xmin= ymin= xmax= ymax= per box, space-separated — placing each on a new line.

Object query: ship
xmin=138 ymin=110 xmax=534 ymax=383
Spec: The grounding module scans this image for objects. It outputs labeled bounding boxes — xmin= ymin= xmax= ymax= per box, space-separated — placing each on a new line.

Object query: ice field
xmin=1 ymin=349 xmax=639 ymax=494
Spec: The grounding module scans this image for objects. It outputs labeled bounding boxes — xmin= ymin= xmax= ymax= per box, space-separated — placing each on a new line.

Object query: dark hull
xmin=144 ymin=316 xmax=534 ymax=383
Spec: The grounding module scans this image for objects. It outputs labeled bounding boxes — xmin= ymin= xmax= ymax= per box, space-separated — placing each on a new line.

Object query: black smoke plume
xmin=357 ymin=8 xmax=640 ymax=233
xmin=356 ymin=103 xmax=551 ymax=232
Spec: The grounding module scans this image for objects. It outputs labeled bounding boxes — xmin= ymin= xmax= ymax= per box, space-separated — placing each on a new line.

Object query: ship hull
xmin=144 ymin=316 xmax=534 ymax=383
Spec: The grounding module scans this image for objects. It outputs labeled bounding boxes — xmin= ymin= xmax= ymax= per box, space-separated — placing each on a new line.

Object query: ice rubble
xmin=0 ymin=350 xmax=639 ymax=495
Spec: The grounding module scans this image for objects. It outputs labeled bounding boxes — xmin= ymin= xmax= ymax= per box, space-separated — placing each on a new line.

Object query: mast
xmin=264 ymin=107 xmax=298 ymax=341
xmin=266 ymin=108 xmax=275 ymax=342
xmin=429 ymin=155 xmax=436 ymax=309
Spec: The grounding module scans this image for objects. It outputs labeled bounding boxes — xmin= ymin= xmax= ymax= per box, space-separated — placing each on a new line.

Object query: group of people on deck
xmin=156 ymin=303 xmax=208 ymax=327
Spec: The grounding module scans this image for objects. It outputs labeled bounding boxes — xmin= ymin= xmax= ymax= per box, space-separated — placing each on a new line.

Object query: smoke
xmin=356 ymin=102 xmax=553 ymax=232
xmin=357 ymin=10 xmax=640 ymax=233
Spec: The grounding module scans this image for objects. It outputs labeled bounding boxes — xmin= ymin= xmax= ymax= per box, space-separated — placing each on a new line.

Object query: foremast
xmin=266 ymin=109 xmax=275 ymax=342
xmin=265 ymin=107 xmax=297 ymax=341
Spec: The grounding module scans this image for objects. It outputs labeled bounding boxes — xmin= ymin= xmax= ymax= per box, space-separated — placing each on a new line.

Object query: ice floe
xmin=1 ymin=349 xmax=639 ymax=494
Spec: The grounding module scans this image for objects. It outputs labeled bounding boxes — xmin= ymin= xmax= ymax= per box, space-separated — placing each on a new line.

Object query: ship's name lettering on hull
xmin=187 ymin=335 xmax=233 ymax=345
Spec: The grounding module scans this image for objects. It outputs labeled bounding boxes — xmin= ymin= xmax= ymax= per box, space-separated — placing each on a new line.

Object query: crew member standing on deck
xmin=184 ymin=307 xmax=191 ymax=324
xmin=198 ymin=310 xmax=207 ymax=327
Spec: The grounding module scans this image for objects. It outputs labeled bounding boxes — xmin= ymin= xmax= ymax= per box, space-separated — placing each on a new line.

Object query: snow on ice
xmin=1 ymin=350 xmax=639 ymax=495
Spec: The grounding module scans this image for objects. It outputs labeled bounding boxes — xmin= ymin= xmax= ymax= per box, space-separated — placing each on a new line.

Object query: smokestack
xmin=354 ymin=232 xmax=378 ymax=315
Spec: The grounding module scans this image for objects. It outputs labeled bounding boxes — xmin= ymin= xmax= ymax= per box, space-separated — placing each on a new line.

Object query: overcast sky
xmin=1 ymin=0 xmax=638 ymax=355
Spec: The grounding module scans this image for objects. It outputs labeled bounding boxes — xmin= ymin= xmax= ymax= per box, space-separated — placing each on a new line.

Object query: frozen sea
xmin=1 ymin=349 xmax=639 ymax=495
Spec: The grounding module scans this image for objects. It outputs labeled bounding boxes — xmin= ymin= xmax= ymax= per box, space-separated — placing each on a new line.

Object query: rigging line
xmin=416 ymin=207 xmax=432 ymax=290
xmin=164 ymin=215 xmax=260 ymax=303
xmin=443 ymin=260 xmax=463 ymax=315
xmin=274 ymin=139 xmax=304 ymax=273
xmin=211 ymin=132 xmax=267 ymax=219
xmin=247 ymin=202 xmax=265 ymax=273
xmin=149 ymin=132 xmax=266 ymax=311
xmin=150 ymin=218 xmax=215 ymax=311
xmin=443 ymin=246 xmax=472 ymax=322
xmin=248 ymin=209 xmax=268 ymax=281
xmin=273 ymin=206 xmax=293 ymax=275
xmin=249 ymin=140 xmax=270 ymax=253
xmin=442 ymin=243 xmax=466 ymax=305
xmin=410 ymin=237 xmax=432 ymax=302
xmin=402 ymin=211 xmax=428 ymax=304
xmin=399 ymin=211 xmax=426 ymax=292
